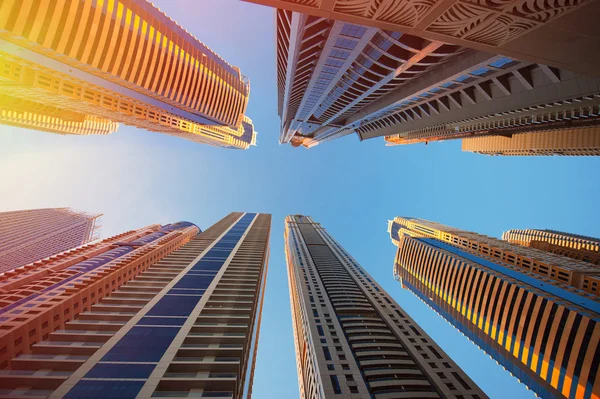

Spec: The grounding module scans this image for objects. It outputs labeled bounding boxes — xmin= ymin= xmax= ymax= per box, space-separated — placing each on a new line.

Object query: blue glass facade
xmin=63 ymin=214 xmax=256 ymax=399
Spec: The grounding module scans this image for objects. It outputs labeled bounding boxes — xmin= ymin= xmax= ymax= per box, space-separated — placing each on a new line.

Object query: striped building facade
xmin=0 ymin=212 xmax=270 ymax=399
xmin=503 ymin=229 xmax=600 ymax=253
xmin=389 ymin=217 xmax=600 ymax=399
xmin=503 ymin=229 xmax=600 ymax=284
xmin=286 ymin=215 xmax=486 ymax=399
xmin=0 ymin=208 xmax=101 ymax=275
xmin=0 ymin=0 xmax=256 ymax=149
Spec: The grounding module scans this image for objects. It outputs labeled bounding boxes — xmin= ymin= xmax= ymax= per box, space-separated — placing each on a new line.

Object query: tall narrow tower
xmin=0 ymin=212 xmax=270 ymax=399
xmin=0 ymin=208 xmax=101 ymax=274
xmin=389 ymin=216 xmax=600 ymax=399
xmin=285 ymin=215 xmax=486 ymax=399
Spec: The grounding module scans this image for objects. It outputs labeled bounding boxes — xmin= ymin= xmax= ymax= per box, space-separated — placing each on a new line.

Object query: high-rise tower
xmin=250 ymin=1 xmax=600 ymax=153
xmin=0 ymin=212 xmax=270 ymax=399
xmin=0 ymin=1 xmax=256 ymax=149
xmin=285 ymin=215 xmax=486 ymax=399
xmin=389 ymin=216 xmax=600 ymax=399
xmin=0 ymin=208 xmax=101 ymax=275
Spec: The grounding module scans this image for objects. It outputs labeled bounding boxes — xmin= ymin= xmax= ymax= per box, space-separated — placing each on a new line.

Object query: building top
xmin=388 ymin=216 xmax=600 ymax=314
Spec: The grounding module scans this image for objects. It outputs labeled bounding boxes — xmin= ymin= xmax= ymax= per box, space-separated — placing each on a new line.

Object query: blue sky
xmin=1 ymin=1 xmax=599 ymax=397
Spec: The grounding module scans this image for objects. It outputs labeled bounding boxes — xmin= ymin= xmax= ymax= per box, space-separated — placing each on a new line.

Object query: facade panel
xmin=244 ymin=0 xmax=600 ymax=77
xmin=261 ymin=1 xmax=600 ymax=153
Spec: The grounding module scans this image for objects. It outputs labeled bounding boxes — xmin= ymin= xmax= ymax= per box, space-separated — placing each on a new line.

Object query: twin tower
xmin=0 ymin=210 xmax=598 ymax=399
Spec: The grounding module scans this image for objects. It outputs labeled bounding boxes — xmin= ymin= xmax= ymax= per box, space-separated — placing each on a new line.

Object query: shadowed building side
xmin=244 ymin=0 xmax=600 ymax=77
xmin=264 ymin=2 xmax=600 ymax=152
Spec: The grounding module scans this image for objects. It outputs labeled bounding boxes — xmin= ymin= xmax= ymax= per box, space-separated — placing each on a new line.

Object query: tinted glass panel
xmin=85 ymin=363 xmax=156 ymax=379
xmin=64 ymin=380 xmax=145 ymax=398
xmin=102 ymin=326 xmax=178 ymax=362
xmin=137 ymin=317 xmax=187 ymax=326
xmin=147 ymin=295 xmax=202 ymax=317
xmin=174 ymin=275 xmax=215 ymax=289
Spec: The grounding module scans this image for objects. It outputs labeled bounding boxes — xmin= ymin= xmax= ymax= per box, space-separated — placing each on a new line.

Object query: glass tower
xmin=285 ymin=215 xmax=486 ymax=399
xmin=0 ymin=212 xmax=271 ymax=399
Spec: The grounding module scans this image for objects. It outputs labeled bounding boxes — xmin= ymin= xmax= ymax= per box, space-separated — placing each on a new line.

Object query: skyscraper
xmin=0 ymin=212 xmax=270 ymax=399
xmin=252 ymin=1 xmax=600 ymax=152
xmin=389 ymin=216 xmax=600 ymax=399
xmin=285 ymin=215 xmax=486 ymax=398
xmin=503 ymin=228 xmax=600 ymax=266
xmin=0 ymin=208 xmax=101 ymax=275
xmin=0 ymin=0 xmax=257 ymax=149
xmin=244 ymin=0 xmax=599 ymax=76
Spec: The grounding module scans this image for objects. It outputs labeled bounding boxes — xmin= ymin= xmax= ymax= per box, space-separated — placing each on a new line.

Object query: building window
xmin=327 ymin=364 xmax=335 ymax=370
xmin=323 ymin=347 xmax=332 ymax=361
xmin=330 ymin=375 xmax=342 ymax=394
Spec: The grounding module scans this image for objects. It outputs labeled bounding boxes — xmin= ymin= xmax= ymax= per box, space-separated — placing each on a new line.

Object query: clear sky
xmin=1 ymin=1 xmax=599 ymax=398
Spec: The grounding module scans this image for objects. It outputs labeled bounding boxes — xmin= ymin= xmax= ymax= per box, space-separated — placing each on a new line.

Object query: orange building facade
xmin=0 ymin=213 xmax=270 ymax=399
xmin=0 ymin=0 xmax=256 ymax=149
xmin=461 ymin=128 xmax=600 ymax=156
xmin=0 ymin=221 xmax=199 ymax=370
xmin=389 ymin=217 xmax=600 ymax=399
xmin=503 ymin=229 xmax=600 ymax=253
